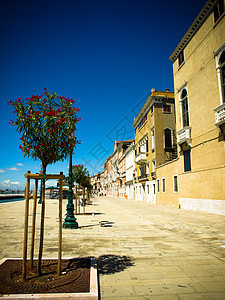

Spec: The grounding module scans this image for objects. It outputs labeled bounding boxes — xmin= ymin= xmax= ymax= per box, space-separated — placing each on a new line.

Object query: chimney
xmin=166 ymin=89 xmax=170 ymax=92
xmin=151 ymin=88 xmax=155 ymax=93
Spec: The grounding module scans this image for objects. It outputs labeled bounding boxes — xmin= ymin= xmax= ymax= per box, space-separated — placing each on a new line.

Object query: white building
xmin=125 ymin=141 xmax=135 ymax=199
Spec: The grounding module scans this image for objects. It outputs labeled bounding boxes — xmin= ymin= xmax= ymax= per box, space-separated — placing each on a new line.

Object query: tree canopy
xmin=8 ymin=89 xmax=81 ymax=171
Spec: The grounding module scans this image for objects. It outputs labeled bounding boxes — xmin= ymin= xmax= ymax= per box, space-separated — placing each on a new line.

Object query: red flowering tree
xmin=8 ymin=88 xmax=81 ymax=275
xmin=8 ymin=89 xmax=81 ymax=174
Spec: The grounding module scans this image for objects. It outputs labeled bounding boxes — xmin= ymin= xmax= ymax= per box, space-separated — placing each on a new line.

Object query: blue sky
xmin=0 ymin=0 xmax=207 ymax=189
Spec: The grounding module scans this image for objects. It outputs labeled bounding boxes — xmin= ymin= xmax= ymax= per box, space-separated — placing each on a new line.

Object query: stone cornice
xmin=133 ymin=92 xmax=174 ymax=128
xmin=169 ymin=0 xmax=216 ymax=62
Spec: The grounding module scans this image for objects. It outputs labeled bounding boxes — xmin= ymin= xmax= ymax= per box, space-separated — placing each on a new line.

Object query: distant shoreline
xmin=0 ymin=194 xmax=25 ymax=200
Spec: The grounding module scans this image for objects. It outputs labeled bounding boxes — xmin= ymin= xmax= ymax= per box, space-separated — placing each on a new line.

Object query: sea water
xmin=0 ymin=198 xmax=24 ymax=204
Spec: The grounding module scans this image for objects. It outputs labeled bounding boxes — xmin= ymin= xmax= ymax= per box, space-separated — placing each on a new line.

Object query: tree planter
xmin=0 ymin=257 xmax=98 ymax=299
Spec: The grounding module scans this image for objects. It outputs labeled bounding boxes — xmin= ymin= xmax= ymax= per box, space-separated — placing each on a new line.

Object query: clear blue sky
xmin=0 ymin=0 xmax=207 ymax=189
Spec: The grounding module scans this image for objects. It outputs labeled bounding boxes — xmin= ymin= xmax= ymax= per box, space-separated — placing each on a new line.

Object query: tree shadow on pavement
xmin=97 ymin=254 xmax=135 ymax=275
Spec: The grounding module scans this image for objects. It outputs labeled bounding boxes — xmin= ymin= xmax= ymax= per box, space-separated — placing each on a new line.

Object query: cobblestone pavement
xmin=1 ymin=195 xmax=225 ymax=299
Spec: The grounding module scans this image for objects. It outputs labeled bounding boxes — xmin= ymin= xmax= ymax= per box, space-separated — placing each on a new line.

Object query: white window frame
xmin=173 ymin=175 xmax=178 ymax=193
xmin=164 ymin=127 xmax=173 ymax=148
xmin=151 ymin=127 xmax=155 ymax=150
xmin=179 ymin=87 xmax=190 ymax=128
xmin=157 ymin=179 xmax=160 ymax=193
xmin=153 ymin=183 xmax=156 ymax=195
xmin=162 ymin=178 xmax=166 ymax=193
xmin=152 ymin=160 xmax=156 ymax=173
xmin=215 ymin=43 xmax=225 ymax=105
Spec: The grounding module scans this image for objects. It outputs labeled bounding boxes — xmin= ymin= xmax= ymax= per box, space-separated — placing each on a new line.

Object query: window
xmin=162 ymin=178 xmax=166 ymax=193
xmin=181 ymin=89 xmax=190 ymax=127
xmin=178 ymin=50 xmax=184 ymax=66
xmin=184 ymin=149 xmax=191 ymax=172
xmin=139 ymin=186 xmax=141 ymax=194
xmin=163 ymin=104 xmax=171 ymax=113
xmin=146 ymin=138 xmax=149 ymax=153
xmin=214 ymin=0 xmax=225 ymax=23
xmin=137 ymin=113 xmax=147 ymax=131
xmin=164 ymin=128 xmax=172 ymax=148
xmin=151 ymin=106 xmax=154 ymax=114
xmin=146 ymin=164 xmax=149 ymax=175
xmin=153 ymin=183 xmax=156 ymax=195
xmin=219 ymin=51 xmax=225 ymax=103
xmin=157 ymin=179 xmax=160 ymax=193
xmin=151 ymin=128 xmax=155 ymax=150
xmin=173 ymin=175 xmax=178 ymax=192
xmin=147 ymin=185 xmax=149 ymax=194
xmin=152 ymin=160 xmax=156 ymax=173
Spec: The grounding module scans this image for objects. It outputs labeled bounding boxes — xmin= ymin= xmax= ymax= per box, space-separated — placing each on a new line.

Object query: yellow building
xmin=156 ymin=0 xmax=225 ymax=214
xmin=133 ymin=89 xmax=176 ymax=203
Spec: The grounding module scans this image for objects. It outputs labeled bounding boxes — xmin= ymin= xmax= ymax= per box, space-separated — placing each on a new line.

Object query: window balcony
xmin=177 ymin=127 xmax=191 ymax=145
xmin=135 ymin=152 xmax=147 ymax=165
xmin=214 ymin=103 xmax=225 ymax=126
xmin=138 ymin=174 xmax=148 ymax=181
xmin=151 ymin=172 xmax=156 ymax=179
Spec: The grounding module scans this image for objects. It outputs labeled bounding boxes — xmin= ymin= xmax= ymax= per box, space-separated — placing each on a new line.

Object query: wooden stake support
xmin=22 ymin=171 xmax=64 ymax=280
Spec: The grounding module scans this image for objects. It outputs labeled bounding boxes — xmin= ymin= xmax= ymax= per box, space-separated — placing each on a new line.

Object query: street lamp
xmin=38 ymin=165 xmax=43 ymax=204
xmin=63 ymin=149 xmax=78 ymax=229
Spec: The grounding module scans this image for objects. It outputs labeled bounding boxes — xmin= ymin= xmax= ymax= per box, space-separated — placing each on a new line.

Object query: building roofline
xmin=169 ymin=0 xmax=216 ymax=62
xmin=132 ymin=90 xmax=174 ymax=128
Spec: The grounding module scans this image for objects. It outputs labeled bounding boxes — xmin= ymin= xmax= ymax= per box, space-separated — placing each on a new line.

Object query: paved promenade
xmin=1 ymin=195 xmax=225 ymax=299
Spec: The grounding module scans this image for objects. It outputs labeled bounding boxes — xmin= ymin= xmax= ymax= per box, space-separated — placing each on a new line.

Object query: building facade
xmin=90 ymin=0 xmax=225 ymax=216
xmin=156 ymin=0 xmax=225 ymax=214
xmin=133 ymin=89 xmax=176 ymax=203
xmin=125 ymin=141 xmax=135 ymax=200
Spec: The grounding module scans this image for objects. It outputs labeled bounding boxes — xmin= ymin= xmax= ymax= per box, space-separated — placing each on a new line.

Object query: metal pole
xmin=22 ymin=171 xmax=30 ymax=281
xmin=38 ymin=168 xmax=46 ymax=275
xmin=58 ymin=173 xmax=63 ymax=276
xmin=75 ymin=185 xmax=77 ymax=215
xmin=83 ymin=187 xmax=85 ymax=215
xmin=63 ymin=152 xmax=78 ymax=228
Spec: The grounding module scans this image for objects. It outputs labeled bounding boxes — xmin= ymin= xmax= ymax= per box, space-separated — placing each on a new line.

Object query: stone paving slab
xmin=0 ymin=196 xmax=225 ymax=299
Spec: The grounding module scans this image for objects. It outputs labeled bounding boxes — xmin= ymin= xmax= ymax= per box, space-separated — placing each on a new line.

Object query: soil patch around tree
xmin=0 ymin=258 xmax=91 ymax=295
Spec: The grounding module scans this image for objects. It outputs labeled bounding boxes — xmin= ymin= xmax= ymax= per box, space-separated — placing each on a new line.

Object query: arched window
xmin=181 ymin=89 xmax=189 ymax=127
xmin=219 ymin=51 xmax=225 ymax=103
xmin=164 ymin=128 xmax=172 ymax=148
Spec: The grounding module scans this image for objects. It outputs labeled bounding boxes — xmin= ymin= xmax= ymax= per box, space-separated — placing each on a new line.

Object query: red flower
xmin=19 ymin=145 xmax=22 ymax=149
xmin=34 ymin=145 xmax=40 ymax=149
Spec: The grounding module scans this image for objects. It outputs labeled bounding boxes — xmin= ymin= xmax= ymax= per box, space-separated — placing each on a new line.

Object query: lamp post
xmin=38 ymin=165 xmax=43 ymax=204
xmin=63 ymin=151 xmax=78 ymax=229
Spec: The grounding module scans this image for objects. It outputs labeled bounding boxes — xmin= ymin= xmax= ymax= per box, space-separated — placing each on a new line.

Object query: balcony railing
xmin=138 ymin=174 xmax=148 ymax=181
xmin=177 ymin=127 xmax=191 ymax=145
xmin=151 ymin=172 xmax=156 ymax=179
xmin=135 ymin=152 xmax=147 ymax=165
xmin=214 ymin=103 xmax=225 ymax=126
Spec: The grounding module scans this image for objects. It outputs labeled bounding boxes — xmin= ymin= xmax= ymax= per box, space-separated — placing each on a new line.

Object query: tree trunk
xmin=37 ymin=164 xmax=47 ymax=275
